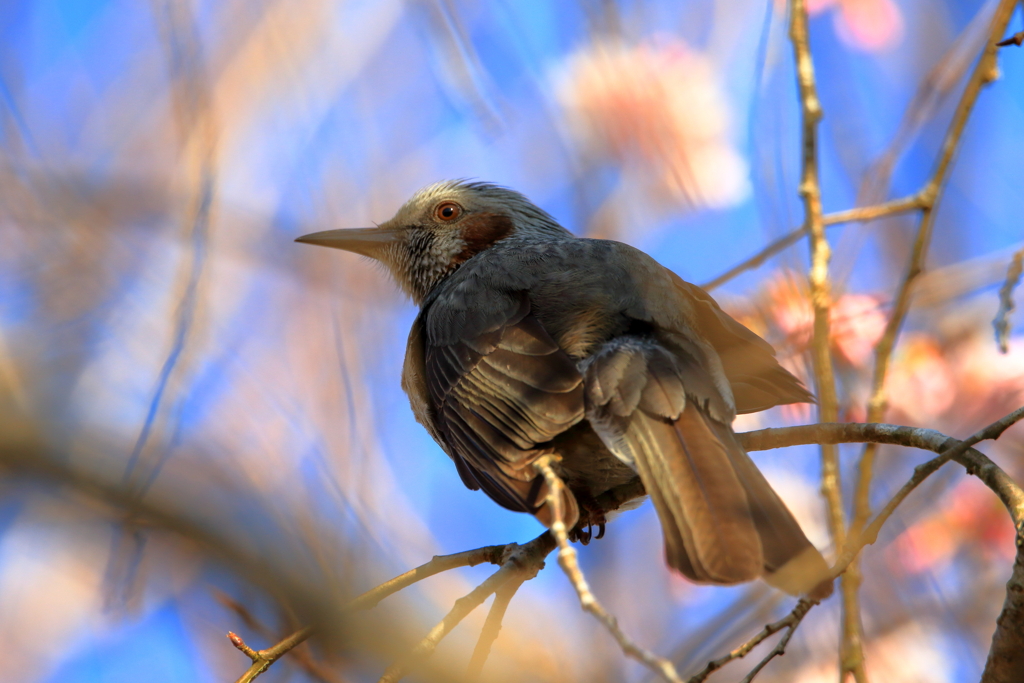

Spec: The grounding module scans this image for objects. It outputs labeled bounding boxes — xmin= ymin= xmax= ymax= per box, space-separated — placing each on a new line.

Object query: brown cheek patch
xmin=455 ymin=213 xmax=514 ymax=263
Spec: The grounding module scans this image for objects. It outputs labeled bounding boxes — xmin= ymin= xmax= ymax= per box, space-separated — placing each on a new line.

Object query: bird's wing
xmin=415 ymin=291 xmax=584 ymax=525
xmin=668 ymin=274 xmax=815 ymax=413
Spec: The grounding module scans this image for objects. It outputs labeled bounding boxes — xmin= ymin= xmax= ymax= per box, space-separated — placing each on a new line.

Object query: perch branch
xmin=534 ymin=456 xmax=684 ymax=683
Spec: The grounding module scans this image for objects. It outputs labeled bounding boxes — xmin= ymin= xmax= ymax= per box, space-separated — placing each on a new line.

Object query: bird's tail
xmin=631 ymin=405 xmax=830 ymax=596
xmin=584 ymin=338 xmax=832 ymax=597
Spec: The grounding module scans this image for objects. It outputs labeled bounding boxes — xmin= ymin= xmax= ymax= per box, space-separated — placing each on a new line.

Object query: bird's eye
xmin=435 ymin=201 xmax=463 ymax=222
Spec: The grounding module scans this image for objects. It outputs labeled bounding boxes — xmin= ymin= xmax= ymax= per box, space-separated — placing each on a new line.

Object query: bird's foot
xmin=569 ymin=510 xmax=607 ymax=545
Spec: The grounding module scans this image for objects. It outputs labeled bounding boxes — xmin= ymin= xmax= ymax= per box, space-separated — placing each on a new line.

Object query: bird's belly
xmin=549 ymin=421 xmax=639 ymax=502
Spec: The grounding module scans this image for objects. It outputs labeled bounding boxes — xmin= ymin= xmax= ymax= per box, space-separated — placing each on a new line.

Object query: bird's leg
xmin=568 ymin=496 xmax=609 ymax=545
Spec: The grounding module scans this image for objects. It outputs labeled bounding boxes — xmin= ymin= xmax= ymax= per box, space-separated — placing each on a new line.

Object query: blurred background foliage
xmin=0 ymin=0 xmax=1022 ymax=681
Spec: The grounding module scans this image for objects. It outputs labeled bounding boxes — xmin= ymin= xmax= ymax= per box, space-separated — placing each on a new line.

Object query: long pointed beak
xmin=294 ymin=227 xmax=403 ymax=259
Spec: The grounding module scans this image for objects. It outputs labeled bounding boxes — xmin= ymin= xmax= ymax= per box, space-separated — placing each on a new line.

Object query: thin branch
xmin=788 ymin=1 xmax=861 ymax=678
xmin=994 ymin=247 xmax=1024 ymax=353
xmin=466 ymin=573 xmax=527 ymax=678
xmin=686 ymin=599 xmax=814 ymax=683
xmin=997 ymin=31 xmax=1024 ymax=46
xmin=534 ymin=456 xmax=684 ymax=683
xmin=821 ymin=194 xmax=926 ymax=226
xmin=738 ymin=600 xmax=813 ymax=683
xmin=224 ymin=543 xmax=511 ymax=682
xmin=859 ymin=0 xmax=1019 ymax=461
xmin=230 ymin=627 xmax=314 ymax=683
xmin=737 ymin=417 xmax=1024 ymax=528
xmin=348 ymin=544 xmax=507 ymax=611
xmin=700 ymin=227 xmax=806 ymax=291
xmin=377 ymin=533 xmax=555 ymax=683
xmin=699 ymin=195 xmax=923 ymax=292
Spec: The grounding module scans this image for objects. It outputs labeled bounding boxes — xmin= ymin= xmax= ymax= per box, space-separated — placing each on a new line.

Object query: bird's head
xmin=296 ymin=180 xmax=569 ymax=303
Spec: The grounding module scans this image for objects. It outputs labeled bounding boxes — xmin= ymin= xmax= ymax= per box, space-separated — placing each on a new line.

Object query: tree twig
xmin=993 ymin=247 xmax=1024 ymax=353
xmin=686 ymin=599 xmax=814 ymax=683
xmin=534 ymin=456 xmax=684 ymax=683
xmin=699 ymin=195 xmax=924 ymax=291
xmin=230 ymin=627 xmax=314 ymax=683
xmin=348 ymin=544 xmax=507 ymax=611
xmin=377 ymin=533 xmax=555 ymax=683
xmin=466 ymin=572 xmax=527 ymax=678
xmin=997 ymin=31 xmax=1024 ymax=46
xmin=737 ymin=416 xmax=1024 ymax=529
xmin=787 ymin=1 xmax=862 ymax=678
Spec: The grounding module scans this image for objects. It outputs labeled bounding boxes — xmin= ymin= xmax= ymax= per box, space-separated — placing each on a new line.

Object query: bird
xmin=297 ymin=180 xmax=832 ymax=597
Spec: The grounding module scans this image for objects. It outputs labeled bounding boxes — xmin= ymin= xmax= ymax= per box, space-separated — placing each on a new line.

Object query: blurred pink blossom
xmin=831 ymin=294 xmax=887 ymax=366
xmin=883 ymin=335 xmax=956 ymax=424
xmin=808 ymin=0 xmax=905 ymax=52
xmin=890 ymin=480 xmax=1015 ymax=574
xmin=556 ymin=39 xmax=749 ymax=210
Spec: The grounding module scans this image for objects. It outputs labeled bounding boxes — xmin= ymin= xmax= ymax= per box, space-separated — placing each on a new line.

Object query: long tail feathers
xmin=630 ymin=404 xmax=832 ymax=596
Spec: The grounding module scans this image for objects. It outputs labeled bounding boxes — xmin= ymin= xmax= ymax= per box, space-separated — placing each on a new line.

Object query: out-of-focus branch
xmin=226 ymin=538 xmax=547 ymax=683
xmin=787 ymin=1 xmax=863 ymax=678
xmin=994 ymin=248 xmax=1024 ymax=353
xmin=230 ymin=627 xmax=314 ymax=683
xmin=686 ymin=599 xmax=814 ymax=683
xmin=846 ymin=3 xmax=1019 ymax=677
xmin=216 ymin=592 xmax=344 ymax=683
xmin=822 ymin=195 xmax=927 ymax=226
xmin=377 ymin=533 xmax=555 ymax=683
xmin=534 ymin=456 xmax=684 ymax=683
xmin=467 ymin=572 xmax=527 ymax=677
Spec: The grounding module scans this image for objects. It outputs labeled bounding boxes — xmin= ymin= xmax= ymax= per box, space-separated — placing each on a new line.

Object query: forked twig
xmin=687 ymin=599 xmax=814 ymax=683
xmin=534 ymin=456 xmax=684 ymax=683
xmin=377 ymin=534 xmax=554 ymax=683
xmin=467 ymin=573 xmax=527 ymax=677
xmin=349 ymin=543 xmax=507 ymax=611
xmin=230 ymin=627 xmax=314 ymax=683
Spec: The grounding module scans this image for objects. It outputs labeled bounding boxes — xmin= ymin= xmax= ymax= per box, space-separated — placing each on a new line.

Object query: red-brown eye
xmin=435 ymin=201 xmax=463 ymax=222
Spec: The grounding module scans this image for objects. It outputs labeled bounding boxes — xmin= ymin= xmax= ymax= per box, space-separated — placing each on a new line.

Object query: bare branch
xmin=348 ymin=544 xmax=507 ymax=611
xmin=821 ymin=194 xmax=926 ymax=226
xmin=997 ymin=31 xmax=1024 ymax=47
xmin=699 ymin=195 xmax=924 ymax=292
xmin=700 ymin=227 xmax=806 ymax=291
xmin=858 ymin=0 xmax=1020 ymax=477
xmin=994 ymin=248 xmax=1024 ymax=353
xmin=467 ymin=573 xmax=527 ymax=677
xmin=230 ymin=627 xmax=314 ymax=683
xmin=788 ymin=1 xmax=862 ymax=677
xmin=377 ymin=533 xmax=555 ymax=683
xmin=687 ymin=599 xmax=814 ymax=683
xmin=737 ymin=417 xmax=1024 ymax=528
xmin=534 ymin=456 xmax=684 ymax=683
